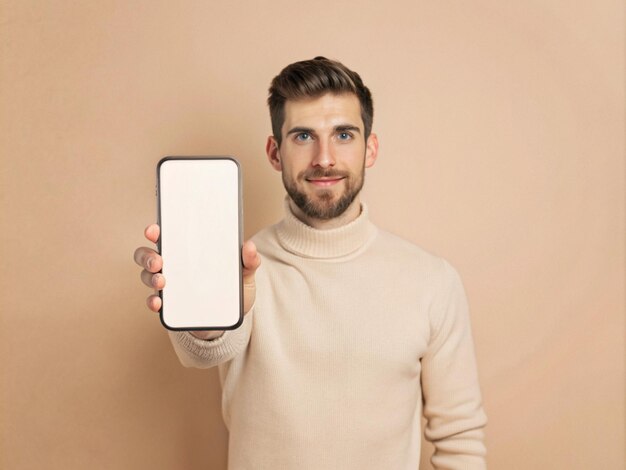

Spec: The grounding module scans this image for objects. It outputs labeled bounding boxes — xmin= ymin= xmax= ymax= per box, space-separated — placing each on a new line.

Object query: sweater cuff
xmin=168 ymin=310 xmax=253 ymax=368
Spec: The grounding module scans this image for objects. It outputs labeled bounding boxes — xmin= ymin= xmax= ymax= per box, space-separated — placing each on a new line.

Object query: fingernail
xmin=147 ymin=258 xmax=153 ymax=270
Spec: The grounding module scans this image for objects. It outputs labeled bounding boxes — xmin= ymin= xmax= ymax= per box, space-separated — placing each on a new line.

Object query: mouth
xmin=305 ymin=176 xmax=346 ymax=187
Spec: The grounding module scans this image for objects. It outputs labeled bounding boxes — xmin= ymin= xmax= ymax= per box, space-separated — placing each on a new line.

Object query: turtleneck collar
xmin=275 ymin=197 xmax=377 ymax=259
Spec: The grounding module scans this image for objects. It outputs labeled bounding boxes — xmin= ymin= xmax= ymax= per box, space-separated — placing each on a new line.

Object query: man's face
xmin=266 ymin=93 xmax=378 ymax=221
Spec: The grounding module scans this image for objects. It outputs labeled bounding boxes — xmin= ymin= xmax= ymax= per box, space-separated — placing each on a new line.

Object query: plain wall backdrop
xmin=1 ymin=1 xmax=624 ymax=469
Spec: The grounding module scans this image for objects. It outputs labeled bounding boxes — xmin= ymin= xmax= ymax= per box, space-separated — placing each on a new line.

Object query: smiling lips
xmin=306 ymin=176 xmax=346 ymax=187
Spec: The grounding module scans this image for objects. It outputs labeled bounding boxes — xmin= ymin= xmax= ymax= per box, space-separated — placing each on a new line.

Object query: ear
xmin=266 ymin=136 xmax=282 ymax=171
xmin=364 ymin=133 xmax=379 ymax=168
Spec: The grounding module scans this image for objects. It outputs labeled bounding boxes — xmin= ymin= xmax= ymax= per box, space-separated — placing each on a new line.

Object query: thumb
xmin=242 ymin=240 xmax=260 ymax=284
xmin=241 ymin=240 xmax=260 ymax=315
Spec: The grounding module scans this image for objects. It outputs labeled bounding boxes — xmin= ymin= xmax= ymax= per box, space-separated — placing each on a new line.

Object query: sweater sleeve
xmin=167 ymin=307 xmax=253 ymax=369
xmin=421 ymin=261 xmax=488 ymax=469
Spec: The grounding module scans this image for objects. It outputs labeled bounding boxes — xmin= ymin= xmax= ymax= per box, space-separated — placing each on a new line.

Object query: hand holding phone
xmin=133 ymin=157 xmax=261 ymax=333
xmin=134 ymin=224 xmax=260 ymax=338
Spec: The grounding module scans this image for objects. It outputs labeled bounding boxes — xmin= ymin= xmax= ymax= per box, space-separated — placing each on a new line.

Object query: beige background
xmin=1 ymin=1 xmax=624 ymax=469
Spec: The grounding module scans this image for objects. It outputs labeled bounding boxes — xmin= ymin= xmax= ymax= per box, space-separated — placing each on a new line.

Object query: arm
xmin=421 ymin=261 xmax=487 ymax=469
xmin=134 ymin=224 xmax=261 ymax=368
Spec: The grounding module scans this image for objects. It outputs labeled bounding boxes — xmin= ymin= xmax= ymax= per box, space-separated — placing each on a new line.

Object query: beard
xmin=282 ymin=164 xmax=365 ymax=220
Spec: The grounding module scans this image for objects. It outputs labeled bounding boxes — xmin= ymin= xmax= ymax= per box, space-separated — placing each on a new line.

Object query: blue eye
xmin=296 ymin=132 xmax=311 ymax=141
xmin=338 ymin=132 xmax=352 ymax=140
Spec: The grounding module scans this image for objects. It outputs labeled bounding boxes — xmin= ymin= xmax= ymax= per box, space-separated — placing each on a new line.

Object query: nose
xmin=311 ymin=139 xmax=335 ymax=169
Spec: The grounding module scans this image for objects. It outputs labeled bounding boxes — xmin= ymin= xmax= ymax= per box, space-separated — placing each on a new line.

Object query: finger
xmin=140 ymin=270 xmax=166 ymax=289
xmin=241 ymin=240 xmax=261 ymax=283
xmin=240 ymin=241 xmax=259 ymax=315
xmin=146 ymin=294 xmax=162 ymax=312
xmin=144 ymin=224 xmax=160 ymax=244
xmin=133 ymin=247 xmax=163 ymax=273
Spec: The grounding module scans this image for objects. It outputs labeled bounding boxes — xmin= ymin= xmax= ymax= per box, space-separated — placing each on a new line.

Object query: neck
xmin=288 ymin=196 xmax=362 ymax=230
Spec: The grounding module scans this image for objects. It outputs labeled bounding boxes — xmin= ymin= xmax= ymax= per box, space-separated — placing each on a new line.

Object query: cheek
xmin=280 ymin=160 xmax=304 ymax=181
xmin=282 ymin=148 xmax=314 ymax=173
xmin=337 ymin=146 xmax=366 ymax=166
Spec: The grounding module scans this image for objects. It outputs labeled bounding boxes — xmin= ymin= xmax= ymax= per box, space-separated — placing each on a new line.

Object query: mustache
xmin=300 ymin=168 xmax=350 ymax=180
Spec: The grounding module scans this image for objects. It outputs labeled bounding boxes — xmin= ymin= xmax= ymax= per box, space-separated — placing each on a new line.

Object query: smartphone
xmin=156 ymin=157 xmax=243 ymax=331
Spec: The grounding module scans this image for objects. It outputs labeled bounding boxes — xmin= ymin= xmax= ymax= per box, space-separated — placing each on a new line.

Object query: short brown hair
xmin=267 ymin=56 xmax=374 ymax=146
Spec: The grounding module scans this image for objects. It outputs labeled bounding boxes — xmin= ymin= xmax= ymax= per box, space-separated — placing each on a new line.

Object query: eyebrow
xmin=334 ymin=125 xmax=361 ymax=134
xmin=286 ymin=126 xmax=315 ymax=137
xmin=285 ymin=124 xmax=362 ymax=136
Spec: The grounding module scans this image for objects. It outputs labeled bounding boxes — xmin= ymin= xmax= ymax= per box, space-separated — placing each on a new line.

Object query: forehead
xmin=282 ymin=93 xmax=363 ymax=130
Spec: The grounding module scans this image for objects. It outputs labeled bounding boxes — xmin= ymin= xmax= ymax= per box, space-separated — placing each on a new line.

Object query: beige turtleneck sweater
xmin=169 ymin=202 xmax=487 ymax=470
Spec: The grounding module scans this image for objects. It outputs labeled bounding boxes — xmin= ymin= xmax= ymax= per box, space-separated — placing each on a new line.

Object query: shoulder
xmin=372 ymin=227 xmax=466 ymax=297
xmin=372 ymin=228 xmax=453 ymax=273
xmin=373 ymin=229 xmax=470 ymax=327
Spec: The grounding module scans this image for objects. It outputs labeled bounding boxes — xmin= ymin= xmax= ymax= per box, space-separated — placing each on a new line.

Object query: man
xmin=134 ymin=57 xmax=487 ymax=469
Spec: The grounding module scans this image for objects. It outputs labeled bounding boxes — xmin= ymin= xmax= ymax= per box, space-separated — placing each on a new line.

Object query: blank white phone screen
xmin=158 ymin=158 xmax=242 ymax=330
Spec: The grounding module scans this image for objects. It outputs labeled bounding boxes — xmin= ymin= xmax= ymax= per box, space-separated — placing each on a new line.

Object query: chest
xmin=251 ymin=259 xmax=433 ymax=382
